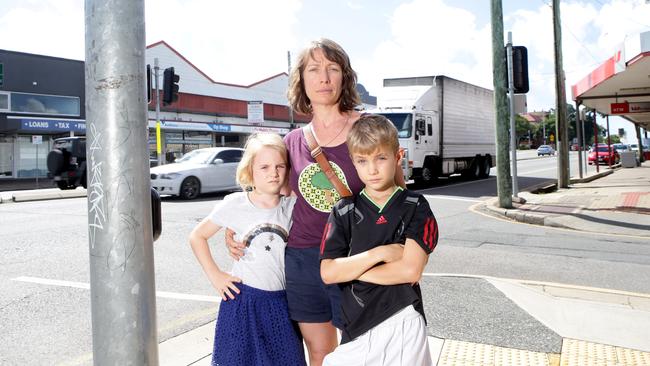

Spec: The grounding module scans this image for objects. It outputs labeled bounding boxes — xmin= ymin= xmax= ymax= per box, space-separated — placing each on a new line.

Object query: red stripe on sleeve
xmin=320 ymin=223 xmax=332 ymax=255
xmin=428 ymin=218 xmax=437 ymax=250
xmin=422 ymin=218 xmax=430 ymax=248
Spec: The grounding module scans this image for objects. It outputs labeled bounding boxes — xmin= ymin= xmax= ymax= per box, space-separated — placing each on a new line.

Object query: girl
xmin=189 ymin=133 xmax=306 ymax=366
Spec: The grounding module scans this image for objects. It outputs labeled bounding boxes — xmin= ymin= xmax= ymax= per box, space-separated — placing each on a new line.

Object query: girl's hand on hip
xmin=225 ymin=228 xmax=245 ymax=260
xmin=210 ymin=271 xmax=242 ymax=301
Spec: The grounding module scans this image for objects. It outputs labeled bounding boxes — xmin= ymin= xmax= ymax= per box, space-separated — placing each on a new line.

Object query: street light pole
xmin=85 ymin=0 xmax=159 ymax=364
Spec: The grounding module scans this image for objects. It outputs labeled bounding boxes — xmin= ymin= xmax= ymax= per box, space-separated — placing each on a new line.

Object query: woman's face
xmin=302 ymin=48 xmax=343 ymax=109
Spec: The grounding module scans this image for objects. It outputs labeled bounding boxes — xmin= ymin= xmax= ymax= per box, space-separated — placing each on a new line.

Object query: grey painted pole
xmin=575 ymin=101 xmax=583 ymax=179
xmin=552 ymin=0 xmax=570 ymax=188
xmin=491 ymin=0 xmax=512 ymax=208
xmin=85 ymin=0 xmax=159 ymax=365
xmin=507 ymin=32 xmax=518 ymax=197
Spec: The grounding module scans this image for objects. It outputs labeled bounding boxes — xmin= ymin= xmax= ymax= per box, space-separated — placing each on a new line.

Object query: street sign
xmin=32 ymin=135 xmax=43 ymax=145
xmin=549 ymin=134 xmax=555 ymax=143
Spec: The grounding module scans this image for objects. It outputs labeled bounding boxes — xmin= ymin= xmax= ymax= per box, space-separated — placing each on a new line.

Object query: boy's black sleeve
xmin=319 ymin=200 xmax=353 ymax=260
xmin=404 ymin=195 xmax=439 ymax=254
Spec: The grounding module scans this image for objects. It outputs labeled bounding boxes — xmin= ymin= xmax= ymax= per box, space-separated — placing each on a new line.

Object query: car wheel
xmin=56 ymin=181 xmax=74 ymax=190
xmin=47 ymin=150 xmax=65 ymax=175
xmin=180 ymin=176 xmax=200 ymax=200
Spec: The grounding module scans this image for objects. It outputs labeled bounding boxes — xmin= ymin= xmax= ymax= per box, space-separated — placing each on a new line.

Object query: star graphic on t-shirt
xmin=265 ymin=245 xmax=271 ymax=251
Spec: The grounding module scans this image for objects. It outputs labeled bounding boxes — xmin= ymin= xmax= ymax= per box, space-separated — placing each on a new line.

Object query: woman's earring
xmin=246 ymin=186 xmax=253 ymax=192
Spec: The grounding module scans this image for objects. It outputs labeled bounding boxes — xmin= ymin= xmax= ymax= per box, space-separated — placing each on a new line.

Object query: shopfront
xmin=0 ymin=116 xmax=86 ymax=178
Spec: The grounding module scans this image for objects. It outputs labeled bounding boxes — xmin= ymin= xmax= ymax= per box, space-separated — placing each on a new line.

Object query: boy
xmin=320 ymin=114 xmax=438 ymax=366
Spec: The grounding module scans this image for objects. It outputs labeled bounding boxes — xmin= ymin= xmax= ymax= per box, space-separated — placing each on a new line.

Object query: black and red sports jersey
xmin=320 ymin=188 xmax=438 ymax=343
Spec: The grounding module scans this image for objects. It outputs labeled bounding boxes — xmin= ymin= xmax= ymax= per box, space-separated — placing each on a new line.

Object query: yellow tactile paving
xmin=560 ymin=339 xmax=650 ymax=366
xmin=437 ymin=339 xmax=553 ymax=366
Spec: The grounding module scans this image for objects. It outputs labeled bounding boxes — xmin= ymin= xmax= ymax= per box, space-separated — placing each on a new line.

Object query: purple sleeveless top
xmin=284 ymin=128 xmax=364 ymax=249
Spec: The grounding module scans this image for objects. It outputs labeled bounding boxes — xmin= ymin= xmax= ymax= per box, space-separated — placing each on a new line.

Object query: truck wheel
xmin=463 ymin=158 xmax=481 ymax=180
xmin=416 ymin=165 xmax=436 ymax=187
xmin=180 ymin=176 xmax=201 ymax=200
xmin=480 ymin=157 xmax=491 ymax=178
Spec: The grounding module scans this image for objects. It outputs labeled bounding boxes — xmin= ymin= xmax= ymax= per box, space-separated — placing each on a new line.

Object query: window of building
xmin=0 ymin=92 xmax=8 ymax=111
xmin=10 ymin=92 xmax=80 ymax=116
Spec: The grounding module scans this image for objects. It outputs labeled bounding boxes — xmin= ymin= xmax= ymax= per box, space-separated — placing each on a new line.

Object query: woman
xmin=227 ymin=38 xmax=402 ymax=365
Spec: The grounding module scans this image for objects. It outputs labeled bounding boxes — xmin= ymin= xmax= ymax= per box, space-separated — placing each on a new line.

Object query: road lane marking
xmin=12 ymin=276 xmax=220 ymax=303
xmin=517 ymin=167 xmax=557 ymax=175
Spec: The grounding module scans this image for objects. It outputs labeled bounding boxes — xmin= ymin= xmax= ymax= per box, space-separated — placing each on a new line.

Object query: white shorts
xmin=323 ymin=305 xmax=433 ymax=366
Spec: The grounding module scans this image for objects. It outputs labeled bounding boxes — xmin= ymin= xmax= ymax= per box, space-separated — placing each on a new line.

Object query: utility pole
xmin=506 ymin=32 xmax=519 ymax=197
xmin=606 ymin=115 xmax=612 ymax=168
xmin=287 ymin=51 xmax=294 ymax=130
xmin=85 ymin=1 xmax=159 ymax=365
xmin=575 ymin=102 xmax=583 ymax=178
xmin=491 ymin=0 xmax=512 ymax=208
xmin=552 ymin=0 xmax=570 ymax=188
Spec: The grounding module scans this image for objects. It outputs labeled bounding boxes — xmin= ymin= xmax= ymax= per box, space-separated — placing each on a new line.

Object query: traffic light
xmin=162 ymin=67 xmax=180 ymax=106
xmin=505 ymin=46 xmax=529 ymax=94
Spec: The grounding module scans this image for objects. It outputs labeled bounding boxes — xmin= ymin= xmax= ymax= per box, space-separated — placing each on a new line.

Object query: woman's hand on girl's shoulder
xmin=225 ymin=228 xmax=246 ymax=260
xmin=209 ymin=270 xmax=242 ymax=301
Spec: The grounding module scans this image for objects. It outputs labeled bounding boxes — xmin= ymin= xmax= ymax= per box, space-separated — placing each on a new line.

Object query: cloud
xmin=357 ymin=0 xmax=493 ymax=97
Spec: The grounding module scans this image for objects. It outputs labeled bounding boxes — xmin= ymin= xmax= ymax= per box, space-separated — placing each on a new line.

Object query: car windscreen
xmin=377 ymin=113 xmax=412 ymax=138
xmin=53 ymin=140 xmax=74 ymax=151
xmin=176 ymin=150 xmax=214 ymax=164
xmin=596 ymin=147 xmax=611 ymax=152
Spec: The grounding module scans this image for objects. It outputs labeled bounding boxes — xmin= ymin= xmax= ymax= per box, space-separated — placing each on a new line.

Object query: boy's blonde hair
xmin=236 ymin=133 xmax=288 ymax=190
xmin=347 ymin=114 xmax=400 ymax=156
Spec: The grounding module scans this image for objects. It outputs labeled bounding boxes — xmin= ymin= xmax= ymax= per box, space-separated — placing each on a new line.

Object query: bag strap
xmin=302 ymin=124 xmax=353 ymax=198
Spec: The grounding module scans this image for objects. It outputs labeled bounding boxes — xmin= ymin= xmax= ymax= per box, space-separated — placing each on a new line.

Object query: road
xmin=1 ymin=151 xmax=648 ymax=365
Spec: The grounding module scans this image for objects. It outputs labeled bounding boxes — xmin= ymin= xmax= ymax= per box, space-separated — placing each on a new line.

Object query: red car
xmin=588 ymin=144 xmax=619 ymax=165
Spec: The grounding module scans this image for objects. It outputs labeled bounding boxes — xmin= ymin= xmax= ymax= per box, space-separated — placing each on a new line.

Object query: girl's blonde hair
xmin=236 ymin=133 xmax=288 ymax=190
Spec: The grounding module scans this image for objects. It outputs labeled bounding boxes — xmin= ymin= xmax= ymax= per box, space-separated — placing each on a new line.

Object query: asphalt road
xmin=1 ymin=151 xmax=648 ymax=364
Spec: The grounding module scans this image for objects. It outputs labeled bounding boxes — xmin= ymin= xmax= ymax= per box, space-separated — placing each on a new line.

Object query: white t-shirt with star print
xmin=208 ymin=192 xmax=296 ymax=291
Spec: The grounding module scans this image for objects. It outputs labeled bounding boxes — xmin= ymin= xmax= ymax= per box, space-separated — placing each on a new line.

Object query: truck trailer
xmin=369 ymin=75 xmax=496 ymax=185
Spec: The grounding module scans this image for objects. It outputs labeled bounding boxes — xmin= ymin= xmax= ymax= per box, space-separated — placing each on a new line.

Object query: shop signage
xmin=611 ymin=102 xmax=650 ymax=114
xmin=20 ymin=118 xmax=86 ymax=132
xmin=247 ymin=101 xmax=264 ymax=124
xmin=32 ymin=135 xmax=43 ymax=145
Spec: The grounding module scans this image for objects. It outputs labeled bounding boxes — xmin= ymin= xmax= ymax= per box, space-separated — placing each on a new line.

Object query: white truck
xmin=369 ymin=76 xmax=496 ymax=185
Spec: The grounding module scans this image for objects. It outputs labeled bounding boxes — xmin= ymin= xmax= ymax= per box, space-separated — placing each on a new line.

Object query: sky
xmin=1 ymin=0 xmax=649 ymax=140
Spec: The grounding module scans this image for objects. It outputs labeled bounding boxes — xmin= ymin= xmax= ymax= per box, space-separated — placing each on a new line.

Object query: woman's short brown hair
xmin=346 ymin=114 xmax=400 ymax=156
xmin=288 ymin=38 xmax=361 ymax=115
xmin=236 ymin=133 xmax=288 ymax=191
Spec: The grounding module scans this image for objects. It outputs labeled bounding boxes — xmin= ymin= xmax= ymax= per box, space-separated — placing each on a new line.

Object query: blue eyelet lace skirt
xmin=211 ymin=284 xmax=306 ymax=366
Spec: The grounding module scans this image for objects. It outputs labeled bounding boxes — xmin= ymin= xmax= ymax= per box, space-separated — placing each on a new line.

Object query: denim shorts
xmin=285 ymin=246 xmax=342 ymax=328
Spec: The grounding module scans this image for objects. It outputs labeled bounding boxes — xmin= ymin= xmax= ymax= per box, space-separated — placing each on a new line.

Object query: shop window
xmin=16 ymin=136 xmax=51 ymax=177
xmin=11 ymin=92 xmax=80 ymax=116
xmin=0 ymin=92 xmax=8 ymax=111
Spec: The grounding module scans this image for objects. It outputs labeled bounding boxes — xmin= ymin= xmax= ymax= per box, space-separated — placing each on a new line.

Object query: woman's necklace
xmin=314 ymin=114 xmax=350 ymax=147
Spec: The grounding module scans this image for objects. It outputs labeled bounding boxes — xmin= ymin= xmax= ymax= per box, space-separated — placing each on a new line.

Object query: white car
xmin=150 ymin=147 xmax=244 ymax=199
xmin=536 ymin=145 xmax=555 ymax=156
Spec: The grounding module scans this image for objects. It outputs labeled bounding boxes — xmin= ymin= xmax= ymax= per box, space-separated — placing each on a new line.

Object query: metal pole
xmin=490 ymin=0 xmax=512 ymax=208
xmin=35 ymin=143 xmax=39 ymax=188
xmin=85 ymin=1 xmax=159 ymax=365
xmin=507 ymin=32 xmax=518 ymax=197
xmin=636 ymin=124 xmax=645 ymax=163
xmin=594 ymin=111 xmax=599 ymax=173
xmin=606 ymin=115 xmax=612 ymax=168
xmin=287 ymin=50 xmax=294 ymax=130
xmin=154 ymin=58 xmax=163 ymax=166
xmin=575 ymin=101 xmax=583 ymax=179
xmin=582 ymin=109 xmax=587 ymax=174
xmin=552 ymin=0 xmax=570 ymax=188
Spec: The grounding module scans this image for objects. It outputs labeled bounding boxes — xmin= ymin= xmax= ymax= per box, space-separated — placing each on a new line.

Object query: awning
xmin=572 ymin=31 xmax=650 ymax=130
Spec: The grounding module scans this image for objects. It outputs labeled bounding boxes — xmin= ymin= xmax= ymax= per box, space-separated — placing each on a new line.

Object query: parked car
xmin=47 ymin=137 xmax=87 ymax=190
xmin=588 ymin=144 xmax=619 ymax=165
xmin=612 ymin=143 xmax=630 ymax=153
xmin=150 ymin=147 xmax=244 ymax=199
xmin=536 ymin=145 xmax=555 ymax=156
